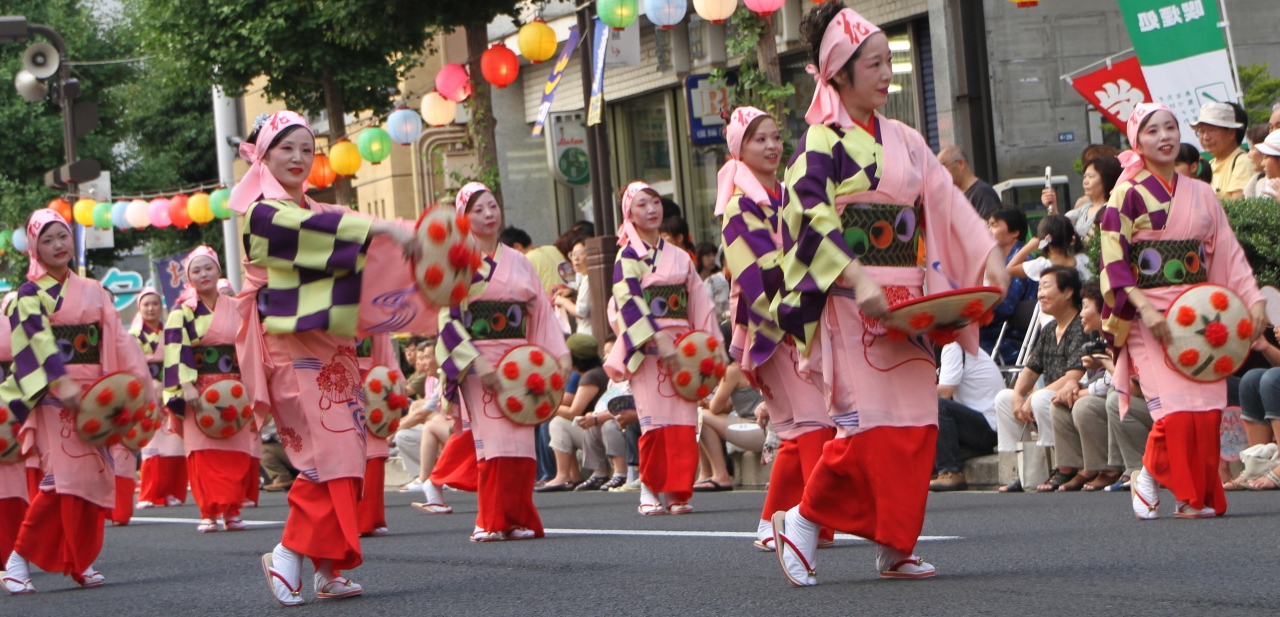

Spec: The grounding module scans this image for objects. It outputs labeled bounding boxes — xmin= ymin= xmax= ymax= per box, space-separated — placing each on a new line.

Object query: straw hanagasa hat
xmin=0 ymin=403 xmax=18 ymax=463
xmin=670 ymin=330 xmax=726 ymax=402
xmin=493 ymin=345 xmax=567 ymax=425
xmin=1164 ymin=284 xmax=1253 ymax=382
xmin=364 ymin=365 xmax=410 ymax=438
xmin=414 ymin=203 xmax=483 ymax=307
xmin=878 ymin=286 xmax=1002 ymax=342
xmin=122 ymin=398 xmax=162 ymax=451
xmin=194 ymin=378 xmax=253 ymax=439
xmin=77 ymin=371 xmax=149 ymax=447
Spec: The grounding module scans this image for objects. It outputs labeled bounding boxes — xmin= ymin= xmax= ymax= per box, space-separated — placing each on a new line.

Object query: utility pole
xmin=212 ymin=86 xmax=244 ymax=291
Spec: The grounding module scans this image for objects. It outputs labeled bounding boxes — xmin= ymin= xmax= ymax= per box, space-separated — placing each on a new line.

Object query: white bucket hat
xmin=1192 ymin=102 xmax=1243 ymax=129
xmin=1255 ymin=130 xmax=1280 ymax=157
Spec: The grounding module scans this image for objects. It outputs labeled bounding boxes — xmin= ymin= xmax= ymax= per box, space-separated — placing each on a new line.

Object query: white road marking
xmin=543 ymin=529 xmax=961 ymax=542
xmin=128 ymin=516 xmax=283 ymax=528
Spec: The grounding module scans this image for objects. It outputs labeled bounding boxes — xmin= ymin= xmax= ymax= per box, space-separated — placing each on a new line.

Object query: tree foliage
xmin=1241 ymin=63 xmax=1280 ymax=128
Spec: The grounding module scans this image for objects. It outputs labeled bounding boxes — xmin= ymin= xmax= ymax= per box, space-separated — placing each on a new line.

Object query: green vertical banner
xmin=1117 ymin=0 xmax=1237 ymax=142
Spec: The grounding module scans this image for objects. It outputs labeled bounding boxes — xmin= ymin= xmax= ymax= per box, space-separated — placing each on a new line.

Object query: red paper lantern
xmin=168 ymin=194 xmax=193 ymax=228
xmin=435 ymin=63 xmax=472 ymax=103
xmin=744 ymin=0 xmax=785 ymax=15
xmin=308 ymin=152 xmax=337 ymax=189
xmin=481 ymin=44 xmax=519 ymax=89
xmin=48 ymin=198 xmax=72 ymax=222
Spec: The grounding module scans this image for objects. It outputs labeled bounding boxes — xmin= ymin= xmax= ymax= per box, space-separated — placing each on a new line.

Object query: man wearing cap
xmin=1193 ymin=102 xmax=1251 ymax=200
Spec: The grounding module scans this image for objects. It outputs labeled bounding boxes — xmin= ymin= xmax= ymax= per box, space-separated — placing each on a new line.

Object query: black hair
xmin=1176 ymin=144 xmax=1214 ymax=183
xmin=1229 ymin=102 xmax=1248 ymax=146
xmin=694 ymin=241 xmax=719 ymax=274
xmin=498 ymin=226 xmax=532 ymax=248
xmin=988 ymin=205 xmax=1028 ymax=243
xmin=465 ymin=188 xmax=494 ymax=213
xmin=246 ymin=123 xmax=309 ymax=151
xmin=1088 ymin=156 xmax=1122 ymax=201
xmin=660 ymin=197 xmax=681 ymax=220
xmin=801 ymin=1 xmax=867 ymax=92
xmin=1036 ymin=214 xmax=1083 ymax=255
xmin=571 ymin=220 xmax=595 ymax=237
xmin=572 ymin=353 xmax=603 ymax=374
xmin=659 ymin=215 xmax=691 ymax=246
xmin=1041 ymin=265 xmax=1083 ymax=311
xmin=1080 ymin=280 xmax=1102 ymax=310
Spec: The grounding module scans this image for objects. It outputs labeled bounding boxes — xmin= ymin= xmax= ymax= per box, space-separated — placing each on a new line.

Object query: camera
xmin=1082 ymin=334 xmax=1108 ymax=357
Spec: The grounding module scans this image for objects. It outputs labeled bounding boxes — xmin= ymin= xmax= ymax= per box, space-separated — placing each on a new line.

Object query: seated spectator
xmin=1049 ymin=281 xmax=1123 ymax=491
xmin=553 ymin=236 xmax=594 ymax=336
xmin=994 ymin=266 xmax=1088 ymax=492
xmin=930 ymin=343 xmax=1004 ymax=492
xmin=695 ymin=242 xmax=730 ymax=323
xmin=260 ymin=417 xmax=298 ymax=491
xmin=1007 ymin=214 xmax=1092 ymax=283
xmin=592 ymin=377 xmax=636 ymax=491
xmin=695 ymin=364 xmax=766 ymax=492
xmin=1042 ymin=156 xmax=1121 ymax=239
xmin=1227 ymin=326 xmax=1280 ymax=490
xmin=1104 ymin=386 xmax=1151 ymax=491
xmin=980 ymin=206 xmax=1038 ymax=364
xmin=394 ymin=349 xmax=441 ymax=491
xmin=540 ymin=334 xmax=622 ymax=492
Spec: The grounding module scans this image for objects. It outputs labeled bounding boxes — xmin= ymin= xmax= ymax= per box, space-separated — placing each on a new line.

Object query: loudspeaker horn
xmin=14 ymin=70 xmax=48 ymax=103
xmin=23 ymin=42 xmax=59 ymax=79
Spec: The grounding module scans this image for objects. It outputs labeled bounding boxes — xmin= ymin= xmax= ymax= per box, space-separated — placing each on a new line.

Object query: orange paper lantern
xmin=309 ymin=152 xmax=337 ymax=190
xmin=49 ymin=198 xmax=72 ymax=222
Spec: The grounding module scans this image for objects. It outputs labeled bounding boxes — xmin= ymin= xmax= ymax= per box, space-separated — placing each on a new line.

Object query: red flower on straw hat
xmin=1204 ymin=321 xmax=1228 ymax=347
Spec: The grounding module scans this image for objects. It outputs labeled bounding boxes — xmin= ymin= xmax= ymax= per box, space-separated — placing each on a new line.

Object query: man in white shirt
xmin=931 ymin=343 xmax=1005 ymax=491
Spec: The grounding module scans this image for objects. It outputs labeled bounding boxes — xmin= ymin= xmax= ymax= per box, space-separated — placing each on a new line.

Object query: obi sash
xmin=464 ymin=301 xmax=528 ymax=340
xmin=52 ymin=323 xmax=101 ymax=365
xmin=1129 ymin=239 xmax=1208 ymax=289
xmin=642 ymin=284 xmax=689 ymax=321
xmin=193 ymin=344 xmax=241 ymax=376
xmin=839 ymin=203 xmax=922 ymax=268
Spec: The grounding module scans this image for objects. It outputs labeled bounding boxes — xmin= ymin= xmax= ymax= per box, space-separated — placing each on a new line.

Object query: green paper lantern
xmin=92 ymin=201 xmax=113 ymax=229
xmin=0 ymin=229 xmax=10 ymax=248
xmin=357 ymin=126 xmax=393 ymax=165
xmin=209 ymin=188 xmax=232 ymax=220
xmin=598 ymin=0 xmax=639 ymax=30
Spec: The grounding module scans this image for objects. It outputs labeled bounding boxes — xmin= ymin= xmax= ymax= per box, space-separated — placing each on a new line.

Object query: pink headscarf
xmin=454 ymin=181 xmax=490 ymax=216
xmin=1117 ymin=102 xmax=1176 ymax=187
xmin=25 ymin=208 xmax=72 ymax=282
xmin=617 ymin=181 xmax=657 ymax=253
xmin=129 ymin=286 xmax=162 ymax=331
xmin=175 ymin=245 xmax=222 ymax=308
xmin=228 ymin=111 xmax=314 ymax=215
xmin=804 ymin=8 xmax=882 ymax=129
xmin=714 ymin=107 xmax=774 ymax=216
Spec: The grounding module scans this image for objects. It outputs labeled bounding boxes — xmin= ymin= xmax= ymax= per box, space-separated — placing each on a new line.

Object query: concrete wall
xmin=491 ymin=76 xmax=562 ymax=245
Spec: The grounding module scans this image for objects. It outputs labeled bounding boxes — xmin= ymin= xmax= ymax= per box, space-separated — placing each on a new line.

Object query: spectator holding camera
xmin=994 ymin=266 xmax=1089 ymax=492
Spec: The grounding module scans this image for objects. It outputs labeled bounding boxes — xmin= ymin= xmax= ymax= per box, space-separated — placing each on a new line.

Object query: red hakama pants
xmin=26 ymin=467 xmax=40 ymax=502
xmin=357 ymin=457 xmax=387 ymax=535
xmin=476 ymin=457 xmax=542 ymax=536
xmin=282 ymin=477 xmax=362 ymax=571
xmin=244 ymin=457 xmax=261 ymax=507
xmin=137 ymin=456 xmax=188 ymax=505
xmin=639 ymin=425 xmax=698 ymax=504
xmin=107 ymin=476 xmax=135 ymax=526
xmin=13 ymin=491 xmax=105 ymax=583
xmin=799 ymin=425 xmax=937 ymax=555
xmin=0 ymin=497 xmax=26 ymax=564
xmin=188 ymin=450 xmax=251 ymax=520
xmin=762 ymin=427 xmax=837 ymax=542
xmin=1143 ymin=410 xmax=1226 ymax=514
xmin=429 ymin=431 xmax=479 ymax=492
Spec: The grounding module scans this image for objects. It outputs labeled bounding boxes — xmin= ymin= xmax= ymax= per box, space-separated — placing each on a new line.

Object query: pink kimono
xmin=135 ymin=319 xmax=187 ymax=506
xmin=0 ymin=311 xmax=25 ymax=563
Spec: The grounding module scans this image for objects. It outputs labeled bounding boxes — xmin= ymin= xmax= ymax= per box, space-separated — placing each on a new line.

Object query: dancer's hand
xmin=474 ymin=357 xmax=499 ymax=390
xmin=1139 ymin=305 xmax=1172 ymax=347
xmin=1249 ymin=301 xmax=1267 ymax=343
xmin=654 ymin=330 xmax=677 ymax=368
xmin=52 ymin=377 xmax=81 ymax=413
xmin=371 ymin=220 xmax=421 ymax=262
xmin=755 ymin=401 xmax=771 ymax=429
xmin=839 ymin=260 xmax=889 ymax=318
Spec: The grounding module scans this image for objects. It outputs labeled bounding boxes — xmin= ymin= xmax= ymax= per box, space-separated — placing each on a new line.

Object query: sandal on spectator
xmin=575 ymin=474 xmax=609 ymax=491
xmin=998 ymin=479 xmax=1023 ymax=493
xmin=534 ymin=480 xmax=578 ymax=493
xmin=1247 ymin=470 xmax=1280 ymax=490
xmin=1104 ymin=475 xmax=1130 ymax=492
xmin=411 ymin=502 xmax=453 ymax=514
xmin=1081 ymin=471 xmax=1120 ymax=491
xmin=1036 ymin=470 xmax=1076 ymax=492
xmin=692 ymin=479 xmax=733 ymax=492
xmin=599 ymin=474 xmax=627 ymax=491
xmin=1222 ymin=474 xmax=1251 ymax=491
xmin=1056 ymin=471 xmax=1093 ymax=492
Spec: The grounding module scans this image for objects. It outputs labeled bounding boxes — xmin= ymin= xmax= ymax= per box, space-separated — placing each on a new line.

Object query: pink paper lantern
xmin=744 ymin=0 xmax=785 ymax=15
xmin=435 ymin=63 xmax=472 ymax=103
xmin=148 ymin=198 xmax=172 ymax=229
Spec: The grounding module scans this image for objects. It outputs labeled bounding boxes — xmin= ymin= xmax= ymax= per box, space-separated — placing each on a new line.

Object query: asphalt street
xmin=4 ymin=487 xmax=1277 ymax=616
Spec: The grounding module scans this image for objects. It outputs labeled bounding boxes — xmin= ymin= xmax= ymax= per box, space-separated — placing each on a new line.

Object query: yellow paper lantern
xmin=188 ymin=191 xmax=215 ymax=224
xmin=518 ymin=19 xmax=558 ymax=64
xmin=420 ymin=91 xmax=457 ymax=127
xmin=693 ymin=0 xmax=737 ymax=23
xmin=73 ymin=198 xmax=97 ymax=226
xmin=330 ymin=139 xmax=362 ymax=176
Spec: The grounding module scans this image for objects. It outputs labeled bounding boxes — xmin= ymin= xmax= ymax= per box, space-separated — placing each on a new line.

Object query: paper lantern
xmin=480 ymin=44 xmax=519 ymax=89
xmin=1009 ymin=0 xmax=1039 ymax=6
xmin=169 ymin=194 xmax=192 ymax=228
xmin=434 ymin=63 xmax=472 ymax=103
xmin=148 ymin=198 xmax=172 ymax=228
xmin=646 ymin=0 xmax=687 ymax=29
xmin=92 ymin=201 xmax=112 ymax=230
xmin=111 ymin=200 xmax=131 ymax=230
xmin=598 ymin=0 xmax=639 ymax=30
xmin=420 ymin=91 xmax=457 ymax=127
xmin=126 ymin=199 xmax=151 ymax=229
xmin=188 ymin=192 xmax=213 ymax=223
xmin=743 ymin=0 xmax=784 ymax=15
xmin=518 ymin=19 xmax=558 ymax=63
xmin=202 ymin=189 xmax=226 ymax=222
xmin=357 ymin=127 xmax=393 ymax=165
xmin=693 ymin=0 xmax=737 ymax=23
xmin=308 ymin=153 xmax=337 ymax=190
xmin=330 ymin=139 xmax=362 ymax=176
xmin=0 ymin=229 xmax=10 ymax=252
xmin=386 ymin=106 xmax=423 ymax=146
xmin=11 ymin=229 xmax=27 ymax=253
xmin=49 ymin=198 xmax=72 ymax=223
xmin=73 ymin=198 xmax=97 ymax=226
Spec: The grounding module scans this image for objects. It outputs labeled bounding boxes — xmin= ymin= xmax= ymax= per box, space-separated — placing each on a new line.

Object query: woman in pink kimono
xmin=355 ymin=333 xmax=397 ymax=537
xmin=604 ymin=182 xmax=723 ymax=516
xmin=1099 ymin=103 xmax=1264 ymax=520
xmin=162 ymin=247 xmax=257 ymax=533
xmin=716 ymin=106 xmax=837 ymax=549
xmin=769 ymin=4 xmax=1008 ymax=586
xmin=0 ymin=290 xmax=26 ymax=568
xmin=133 ymin=288 xmax=187 ymax=508
xmin=2 ymin=209 xmax=150 ymax=593
xmin=228 ymin=111 xmax=418 ymax=605
xmin=437 ymin=182 xmax=569 ymax=542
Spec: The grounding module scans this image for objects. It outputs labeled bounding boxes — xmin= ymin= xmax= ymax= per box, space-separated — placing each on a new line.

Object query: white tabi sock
xmin=271 ymin=543 xmax=302 ymax=585
xmin=757 ymin=518 xmax=773 ymax=541
xmin=5 ymin=551 xmax=30 ymax=582
xmin=640 ymin=482 xmax=658 ymax=506
xmin=423 ymin=481 xmax=445 ymax=505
